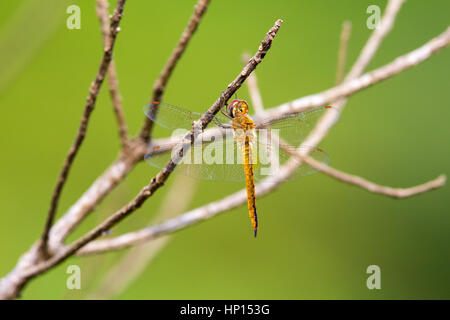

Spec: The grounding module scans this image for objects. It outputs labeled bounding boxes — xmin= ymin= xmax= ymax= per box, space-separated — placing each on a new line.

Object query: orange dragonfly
xmin=144 ymin=100 xmax=336 ymax=237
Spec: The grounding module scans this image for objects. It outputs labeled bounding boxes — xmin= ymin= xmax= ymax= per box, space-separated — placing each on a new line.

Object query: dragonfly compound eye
xmin=227 ymin=100 xmax=239 ymax=117
xmin=227 ymin=99 xmax=249 ymax=117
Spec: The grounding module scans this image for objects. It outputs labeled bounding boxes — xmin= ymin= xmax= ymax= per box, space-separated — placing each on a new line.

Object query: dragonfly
xmin=143 ymin=100 xmax=337 ymax=237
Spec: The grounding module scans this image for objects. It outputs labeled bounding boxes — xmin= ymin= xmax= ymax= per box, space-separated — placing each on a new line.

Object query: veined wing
xmin=145 ymin=132 xmax=330 ymax=182
xmin=143 ymin=102 xmax=232 ymax=130
xmin=255 ymin=105 xmax=340 ymax=145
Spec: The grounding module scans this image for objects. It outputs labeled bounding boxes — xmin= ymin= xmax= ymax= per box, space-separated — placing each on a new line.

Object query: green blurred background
xmin=0 ymin=0 xmax=449 ymax=299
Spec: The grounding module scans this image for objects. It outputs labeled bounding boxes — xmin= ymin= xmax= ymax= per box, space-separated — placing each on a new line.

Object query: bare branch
xmin=139 ymin=0 xmax=211 ymax=142
xmin=38 ymin=0 xmax=127 ymax=258
xmin=96 ymin=0 xmax=129 ymax=149
xmin=335 ymin=21 xmax=351 ymax=84
xmin=48 ymin=139 xmax=148 ymax=251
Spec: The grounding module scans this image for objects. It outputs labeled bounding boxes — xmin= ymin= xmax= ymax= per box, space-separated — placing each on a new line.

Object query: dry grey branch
xmin=48 ymin=139 xmax=148 ymax=251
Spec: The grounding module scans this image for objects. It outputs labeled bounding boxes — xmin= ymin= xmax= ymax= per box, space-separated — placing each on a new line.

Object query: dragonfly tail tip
xmin=254 ymin=229 xmax=257 ymax=238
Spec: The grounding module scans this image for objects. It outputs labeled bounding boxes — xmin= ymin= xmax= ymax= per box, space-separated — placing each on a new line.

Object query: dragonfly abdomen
xmin=243 ymin=135 xmax=258 ymax=237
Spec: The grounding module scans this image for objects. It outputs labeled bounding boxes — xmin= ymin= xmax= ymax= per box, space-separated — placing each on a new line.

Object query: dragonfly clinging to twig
xmin=144 ymin=100 xmax=338 ymax=237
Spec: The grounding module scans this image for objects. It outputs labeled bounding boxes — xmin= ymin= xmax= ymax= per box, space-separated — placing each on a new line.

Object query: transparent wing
xmin=143 ymin=102 xmax=204 ymax=130
xmin=146 ymin=132 xmax=243 ymax=181
xmin=144 ymin=102 xmax=339 ymax=144
xmin=256 ymin=106 xmax=340 ymax=145
xmin=145 ymin=132 xmax=329 ymax=182
xmin=143 ymin=102 xmax=232 ymax=130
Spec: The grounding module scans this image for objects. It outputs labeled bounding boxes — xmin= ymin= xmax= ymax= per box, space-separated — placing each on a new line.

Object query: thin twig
xmin=38 ymin=0 xmax=127 ymax=258
xmin=335 ymin=21 xmax=352 ymax=84
xmin=304 ymin=158 xmax=446 ymax=198
xmin=139 ymin=0 xmax=211 ymax=142
xmin=96 ymin=0 xmax=129 ymax=149
xmin=278 ymin=141 xmax=447 ymax=199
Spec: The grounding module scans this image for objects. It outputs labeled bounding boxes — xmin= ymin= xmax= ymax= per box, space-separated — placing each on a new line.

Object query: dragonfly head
xmin=227 ymin=99 xmax=249 ymax=118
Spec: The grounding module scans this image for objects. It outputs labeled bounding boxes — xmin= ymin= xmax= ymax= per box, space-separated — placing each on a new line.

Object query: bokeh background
xmin=0 ymin=0 xmax=449 ymax=299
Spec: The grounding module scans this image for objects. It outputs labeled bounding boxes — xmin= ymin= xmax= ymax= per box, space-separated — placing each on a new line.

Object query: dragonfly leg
xmin=221 ymin=107 xmax=233 ymax=120
xmin=214 ymin=118 xmax=233 ymax=129
xmin=211 ymin=108 xmax=233 ymax=129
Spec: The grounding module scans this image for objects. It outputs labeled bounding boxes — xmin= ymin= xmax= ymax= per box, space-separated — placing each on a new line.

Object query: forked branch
xmin=96 ymin=0 xmax=129 ymax=149
xmin=38 ymin=0 xmax=127 ymax=258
